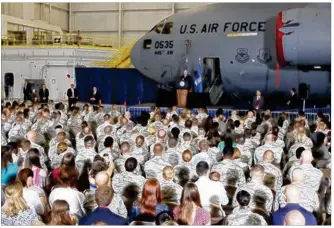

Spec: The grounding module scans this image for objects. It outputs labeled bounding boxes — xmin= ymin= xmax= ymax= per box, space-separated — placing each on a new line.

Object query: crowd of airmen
xmin=0 ymin=99 xmax=332 ymax=225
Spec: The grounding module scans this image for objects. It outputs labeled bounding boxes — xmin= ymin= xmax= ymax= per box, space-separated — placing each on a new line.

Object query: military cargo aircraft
xmin=131 ymin=3 xmax=330 ymax=108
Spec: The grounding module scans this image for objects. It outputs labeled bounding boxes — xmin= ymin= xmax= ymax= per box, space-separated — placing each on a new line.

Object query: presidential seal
xmin=180 ymin=81 xmax=185 ymax=87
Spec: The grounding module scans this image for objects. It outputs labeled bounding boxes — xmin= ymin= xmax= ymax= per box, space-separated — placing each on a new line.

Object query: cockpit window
xmin=150 ymin=16 xmax=172 ymax=34
xmin=154 ymin=23 xmax=164 ymax=34
xmin=162 ymin=22 xmax=173 ymax=34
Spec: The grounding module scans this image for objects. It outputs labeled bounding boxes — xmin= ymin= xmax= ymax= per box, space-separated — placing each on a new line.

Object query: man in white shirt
xmin=195 ymin=161 xmax=228 ymax=213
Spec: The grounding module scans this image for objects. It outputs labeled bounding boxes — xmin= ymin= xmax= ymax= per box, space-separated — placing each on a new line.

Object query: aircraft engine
xmin=276 ymin=8 xmax=330 ymax=67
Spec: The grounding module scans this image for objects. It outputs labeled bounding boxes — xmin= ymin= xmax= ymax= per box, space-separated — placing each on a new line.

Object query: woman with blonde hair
xmin=49 ymin=200 xmax=77 ymax=225
xmin=1 ymin=181 xmax=42 ymax=225
xmin=146 ymin=125 xmax=157 ymax=146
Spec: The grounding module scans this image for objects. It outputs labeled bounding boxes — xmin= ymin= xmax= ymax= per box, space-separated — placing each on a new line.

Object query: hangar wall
xmin=1 ymin=48 xmax=115 ymax=100
xmin=1 ymin=3 xmax=69 ymax=31
xmin=2 ymin=2 xmax=212 ymax=46
xmin=70 ymin=2 xmax=212 ymax=47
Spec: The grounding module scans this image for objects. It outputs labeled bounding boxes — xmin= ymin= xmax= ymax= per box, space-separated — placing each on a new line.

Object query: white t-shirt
xmin=49 ymin=187 xmax=85 ymax=218
xmin=195 ymin=176 xmax=229 ymax=212
xmin=23 ymin=187 xmax=45 ymax=215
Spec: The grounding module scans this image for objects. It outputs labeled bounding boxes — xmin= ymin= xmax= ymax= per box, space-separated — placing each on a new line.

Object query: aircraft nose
xmin=131 ymin=38 xmax=142 ymax=70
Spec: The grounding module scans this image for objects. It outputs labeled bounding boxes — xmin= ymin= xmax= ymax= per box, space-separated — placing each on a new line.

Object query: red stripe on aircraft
xmin=276 ymin=12 xmax=288 ymax=67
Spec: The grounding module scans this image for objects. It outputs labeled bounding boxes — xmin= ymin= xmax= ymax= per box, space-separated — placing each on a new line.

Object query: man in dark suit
xmin=67 ymin=83 xmax=78 ymax=109
xmin=287 ymin=88 xmax=299 ymax=109
xmin=89 ymin=86 xmax=102 ymax=106
xmin=79 ymin=186 xmax=128 ymax=225
xmin=252 ymin=90 xmax=264 ymax=111
xmin=23 ymin=79 xmax=32 ymax=101
xmin=38 ymin=84 xmax=49 ymax=104
xmin=176 ymin=70 xmax=192 ymax=108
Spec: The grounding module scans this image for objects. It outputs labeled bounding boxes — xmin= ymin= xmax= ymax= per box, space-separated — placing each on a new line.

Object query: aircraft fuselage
xmin=131 ymin=3 xmax=331 ymax=104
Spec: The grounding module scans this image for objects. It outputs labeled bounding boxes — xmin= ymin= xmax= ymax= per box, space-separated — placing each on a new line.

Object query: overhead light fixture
xmin=314 ymin=66 xmax=321 ymax=69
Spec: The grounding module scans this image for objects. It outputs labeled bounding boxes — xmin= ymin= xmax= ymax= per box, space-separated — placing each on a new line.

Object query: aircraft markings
xmin=179 ymin=22 xmax=266 ymax=34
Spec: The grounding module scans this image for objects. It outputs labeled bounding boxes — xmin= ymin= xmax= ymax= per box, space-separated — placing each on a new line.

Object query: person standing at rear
xmin=39 ymin=84 xmax=49 ymax=104
xmin=23 ymin=79 xmax=32 ymax=102
xmin=252 ymin=90 xmax=264 ymax=111
xmin=67 ymin=84 xmax=78 ymax=110
xmin=287 ymin=88 xmax=299 ymax=109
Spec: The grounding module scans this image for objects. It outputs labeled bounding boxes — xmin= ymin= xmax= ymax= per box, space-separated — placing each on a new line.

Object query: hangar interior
xmin=1 ymin=2 xmax=210 ymax=100
xmin=1 ymin=2 xmax=212 ymax=47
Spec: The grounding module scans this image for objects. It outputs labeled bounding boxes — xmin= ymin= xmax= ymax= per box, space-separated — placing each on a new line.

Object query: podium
xmin=177 ymin=89 xmax=188 ymax=108
xmin=176 ymin=77 xmax=190 ymax=108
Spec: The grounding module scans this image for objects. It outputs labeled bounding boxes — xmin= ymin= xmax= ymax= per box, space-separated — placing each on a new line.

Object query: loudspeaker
xmin=4 ymin=73 xmax=14 ymax=87
xmin=298 ymin=83 xmax=308 ymax=99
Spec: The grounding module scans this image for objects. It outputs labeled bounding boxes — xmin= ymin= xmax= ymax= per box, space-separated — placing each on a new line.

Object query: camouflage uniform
xmin=234 ymin=180 xmax=274 ymax=214
xmin=273 ymin=139 xmax=285 ymax=149
xmin=83 ymin=112 xmax=96 ymax=123
xmin=145 ymin=135 xmax=156 ymax=147
xmin=8 ymin=123 xmax=26 ymax=140
xmin=174 ymin=161 xmax=197 ymax=184
xmin=1 ymin=132 xmax=7 ymax=146
xmin=31 ymin=119 xmax=53 ymax=135
xmin=275 ymin=182 xmax=320 ymax=212
xmin=94 ymin=112 xmax=105 ymax=126
xmin=227 ymin=206 xmax=267 ymax=225
xmin=211 ymin=159 xmax=246 ymax=187
xmin=160 ymin=178 xmax=183 ymax=204
xmin=192 ymin=152 xmax=214 ymax=170
xmin=67 ymin=116 xmax=82 ymax=129
xmin=236 ymin=144 xmax=253 ymax=166
xmin=261 ymin=162 xmax=283 ymax=193
xmin=244 ymin=138 xmax=256 ymax=155
xmin=75 ymin=148 xmax=97 ymax=173
xmin=288 ymin=141 xmax=313 ymax=159
xmin=162 ymin=148 xmax=182 ymax=167
xmin=97 ymin=135 xmax=118 ymax=154
xmin=150 ymin=121 xmax=163 ymax=131
xmin=114 ymin=155 xmax=143 ymax=175
xmin=96 ymin=122 xmax=113 ymax=139
xmin=254 ymin=144 xmax=283 ymax=165
xmin=176 ymin=143 xmax=197 ymax=156
xmin=112 ymin=171 xmax=146 ymax=196
xmin=196 ymin=113 xmax=209 ymax=122
xmin=98 ymin=149 xmax=119 ymax=164
xmin=288 ymin=164 xmax=323 ymax=192
xmin=59 ymin=110 xmax=68 ymax=123
xmin=144 ymin=156 xmax=171 ymax=180
xmin=23 ymin=118 xmax=33 ymax=131
xmin=50 ymin=148 xmax=76 ymax=169
xmin=132 ymin=145 xmax=150 ymax=162
xmin=2 ymin=122 xmax=12 ymax=134
xmin=208 ymin=147 xmax=221 ymax=164
xmin=251 ymin=133 xmax=261 ymax=148
xmin=109 ymin=110 xmax=121 ymax=118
